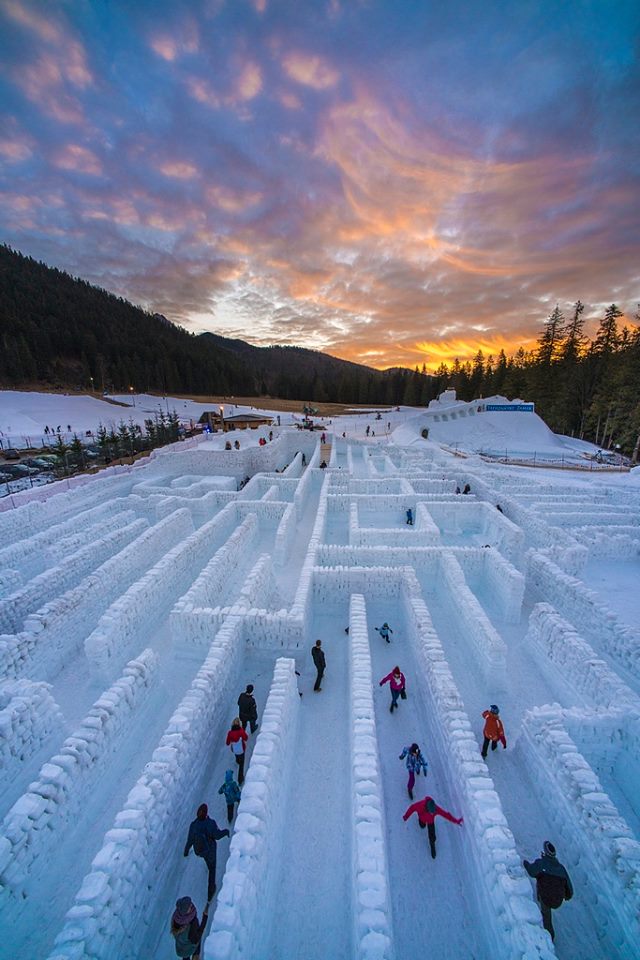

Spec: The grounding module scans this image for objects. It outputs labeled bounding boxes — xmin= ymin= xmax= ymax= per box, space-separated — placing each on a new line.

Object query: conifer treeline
xmin=428 ymin=302 xmax=640 ymax=455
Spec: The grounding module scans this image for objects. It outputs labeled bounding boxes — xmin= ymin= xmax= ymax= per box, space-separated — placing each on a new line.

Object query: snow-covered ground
xmin=0 ymin=390 xmax=639 ymax=960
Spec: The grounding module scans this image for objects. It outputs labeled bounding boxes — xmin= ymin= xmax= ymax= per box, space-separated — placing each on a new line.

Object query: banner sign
xmin=485 ymin=404 xmax=534 ymax=412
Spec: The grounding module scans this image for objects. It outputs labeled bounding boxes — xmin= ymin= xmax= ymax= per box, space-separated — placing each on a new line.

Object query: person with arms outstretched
xmin=403 ymin=795 xmax=463 ymax=859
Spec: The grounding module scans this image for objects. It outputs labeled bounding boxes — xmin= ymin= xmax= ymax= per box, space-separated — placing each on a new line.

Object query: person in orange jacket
xmin=403 ymin=795 xmax=463 ymax=859
xmin=481 ymin=704 xmax=506 ymax=758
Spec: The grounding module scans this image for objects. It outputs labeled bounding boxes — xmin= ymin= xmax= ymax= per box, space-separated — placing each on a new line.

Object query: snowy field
xmin=0 ymin=392 xmax=639 ymax=960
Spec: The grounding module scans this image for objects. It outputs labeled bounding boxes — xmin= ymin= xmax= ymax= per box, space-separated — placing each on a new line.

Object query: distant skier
xmin=524 ymin=841 xmax=573 ymax=942
xmin=403 ymin=795 xmax=463 ymax=859
xmin=226 ymin=718 xmax=249 ymax=784
xmin=375 ymin=622 xmax=393 ymax=643
xmin=170 ymin=896 xmax=208 ymax=959
xmin=218 ymin=770 xmax=242 ymax=823
xmin=183 ymin=804 xmax=230 ymax=901
xmin=399 ymin=742 xmax=428 ymax=799
xmin=406 ymin=508 xmax=414 ymax=526
xmin=312 ymin=639 xmax=326 ymax=691
xmin=237 ymin=684 xmax=259 ymax=733
xmin=481 ymin=705 xmax=507 ymax=758
xmin=379 ymin=665 xmax=406 ymax=713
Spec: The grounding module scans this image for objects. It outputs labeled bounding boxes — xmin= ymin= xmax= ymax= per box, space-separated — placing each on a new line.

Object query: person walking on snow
xmin=524 ymin=841 xmax=573 ymax=942
xmin=170 ymin=896 xmax=208 ymax=959
xmin=403 ymin=795 xmax=463 ymax=859
xmin=237 ymin=684 xmax=259 ymax=733
xmin=218 ymin=769 xmax=242 ymax=823
xmin=183 ymin=804 xmax=230 ymax=901
xmin=375 ymin=622 xmax=393 ymax=643
xmin=312 ymin=639 xmax=326 ymax=691
xmin=481 ymin=705 xmax=507 ymax=758
xmin=226 ymin=718 xmax=249 ymax=783
xmin=406 ymin=508 xmax=414 ymax=525
xmin=380 ymin=665 xmax=406 ymax=712
xmin=320 ymin=432 xmax=326 ymax=443
xmin=399 ymin=742 xmax=428 ymax=798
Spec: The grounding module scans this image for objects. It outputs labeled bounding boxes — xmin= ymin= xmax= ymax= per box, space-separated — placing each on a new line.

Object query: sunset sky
xmin=0 ymin=0 xmax=638 ymax=370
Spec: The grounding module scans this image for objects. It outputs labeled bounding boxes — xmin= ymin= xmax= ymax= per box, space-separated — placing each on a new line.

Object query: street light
xmin=129 ymin=386 xmax=136 ymax=407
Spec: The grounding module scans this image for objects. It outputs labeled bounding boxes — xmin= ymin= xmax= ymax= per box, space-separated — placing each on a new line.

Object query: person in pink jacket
xmin=403 ymin=795 xmax=463 ymax=859
xmin=379 ymin=666 xmax=406 ymax=713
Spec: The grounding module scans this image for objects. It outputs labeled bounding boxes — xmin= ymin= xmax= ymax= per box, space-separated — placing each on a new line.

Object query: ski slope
xmin=0 ymin=394 xmax=638 ymax=960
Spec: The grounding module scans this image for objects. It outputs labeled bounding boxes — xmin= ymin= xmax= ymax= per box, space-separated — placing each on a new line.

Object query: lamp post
xmin=220 ymin=404 xmax=224 ymax=433
xmin=129 ymin=386 xmax=136 ymax=407
xmin=89 ymin=376 xmax=94 ymax=394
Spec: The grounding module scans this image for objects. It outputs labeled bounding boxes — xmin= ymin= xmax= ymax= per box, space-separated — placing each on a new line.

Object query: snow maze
xmin=0 ymin=427 xmax=639 ymax=960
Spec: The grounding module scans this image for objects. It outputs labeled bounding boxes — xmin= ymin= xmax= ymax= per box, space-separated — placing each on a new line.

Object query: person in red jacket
xmin=403 ymin=795 xmax=463 ymax=859
xmin=379 ymin=666 xmax=406 ymax=713
xmin=481 ymin=704 xmax=507 ymax=759
xmin=226 ymin=717 xmax=249 ymax=784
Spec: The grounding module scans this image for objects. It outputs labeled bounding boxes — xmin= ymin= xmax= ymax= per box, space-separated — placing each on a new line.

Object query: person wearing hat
xmin=399 ymin=742 xmax=428 ymax=799
xmin=184 ymin=803 xmax=230 ymax=901
xmin=403 ymin=795 xmax=464 ymax=859
xmin=481 ymin=705 xmax=507 ymax=758
xmin=524 ymin=841 xmax=574 ymax=942
xmin=218 ymin=769 xmax=242 ymax=823
xmin=226 ymin=718 xmax=249 ymax=783
xmin=312 ymin=639 xmax=326 ymax=691
xmin=237 ymin=684 xmax=259 ymax=733
xmin=379 ymin=666 xmax=406 ymax=713
xmin=170 ymin=896 xmax=209 ymax=959
xmin=375 ymin=622 xmax=393 ymax=643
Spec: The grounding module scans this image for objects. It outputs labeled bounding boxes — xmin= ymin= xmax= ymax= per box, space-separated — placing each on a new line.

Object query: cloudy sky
xmin=1 ymin=0 xmax=638 ymax=369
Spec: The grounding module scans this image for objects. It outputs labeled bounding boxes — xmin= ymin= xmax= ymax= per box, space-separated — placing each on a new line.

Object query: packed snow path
xmin=0 ymin=425 xmax=638 ymax=960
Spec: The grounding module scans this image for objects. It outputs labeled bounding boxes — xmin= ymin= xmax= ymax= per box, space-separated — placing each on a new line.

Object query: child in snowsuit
xmin=399 ymin=743 xmax=428 ymax=798
xmin=183 ymin=804 xmax=230 ymax=901
xmin=170 ymin=896 xmax=208 ymax=959
xmin=380 ymin=666 xmax=406 ymax=712
xmin=226 ymin=718 xmax=249 ymax=783
xmin=376 ymin=623 xmax=393 ymax=643
xmin=218 ymin=769 xmax=242 ymax=823
xmin=406 ymin=508 xmax=414 ymax=525
xmin=403 ymin=795 xmax=463 ymax=859
xmin=481 ymin=705 xmax=507 ymax=758
xmin=524 ymin=841 xmax=573 ymax=942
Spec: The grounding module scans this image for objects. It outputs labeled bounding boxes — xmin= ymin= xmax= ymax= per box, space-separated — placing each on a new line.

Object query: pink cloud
xmin=282 ymin=51 xmax=339 ymax=90
xmin=235 ymin=61 xmax=262 ymax=101
xmin=157 ymin=160 xmax=199 ymax=179
xmin=53 ymin=144 xmax=102 ymax=175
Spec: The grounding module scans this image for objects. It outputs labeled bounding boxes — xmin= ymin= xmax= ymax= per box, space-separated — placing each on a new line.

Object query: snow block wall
xmin=401 ymin=581 xmax=554 ymax=960
xmin=235 ymin=554 xmax=280 ymax=613
xmin=439 ymin=553 xmax=507 ymax=688
xmin=348 ymin=594 xmax=394 ymax=960
xmin=0 ymin=650 xmax=158 ymax=906
xmin=456 ymin=548 xmax=525 ymax=623
xmin=527 ymin=551 xmax=640 ymax=682
xmin=573 ymin=525 xmax=640 ymax=560
xmin=48 ymin=617 xmax=245 ymax=960
xmin=526 ymin=603 xmax=640 ymax=710
xmin=273 ymin=501 xmax=297 ymax=566
xmin=206 ymin=657 xmax=300 ymax=959
xmin=0 ymin=680 xmax=63 ymax=795
xmin=518 ymin=706 xmax=640 ymax=956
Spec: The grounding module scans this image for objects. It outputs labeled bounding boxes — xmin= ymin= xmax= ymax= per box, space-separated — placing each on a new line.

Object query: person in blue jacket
xmin=406 ymin=508 xmax=414 ymax=526
xmin=218 ymin=770 xmax=242 ymax=823
xmin=184 ymin=803 xmax=230 ymax=902
xmin=376 ymin=622 xmax=393 ymax=643
xmin=399 ymin=742 xmax=428 ymax=799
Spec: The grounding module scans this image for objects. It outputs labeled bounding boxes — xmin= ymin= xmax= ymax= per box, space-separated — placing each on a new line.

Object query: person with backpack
xmin=170 ymin=896 xmax=208 ymax=959
xmin=183 ymin=804 xmax=230 ymax=901
xmin=226 ymin=718 xmax=249 ymax=783
xmin=403 ymin=795 xmax=463 ymax=859
xmin=312 ymin=639 xmax=326 ymax=691
xmin=399 ymin=743 xmax=428 ymax=798
xmin=218 ymin=769 xmax=242 ymax=823
xmin=481 ymin=705 xmax=507 ymax=758
xmin=379 ymin=665 xmax=406 ymax=713
xmin=524 ymin=841 xmax=573 ymax=942
xmin=375 ymin=622 xmax=393 ymax=643
xmin=237 ymin=684 xmax=259 ymax=733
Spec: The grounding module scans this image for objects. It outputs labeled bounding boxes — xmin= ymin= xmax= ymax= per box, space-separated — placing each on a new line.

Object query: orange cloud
xmin=206 ymin=185 xmax=262 ymax=212
xmin=282 ymin=51 xmax=339 ymax=89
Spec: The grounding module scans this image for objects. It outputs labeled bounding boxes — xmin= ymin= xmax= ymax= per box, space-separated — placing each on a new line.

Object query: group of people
xmin=170 ymin=684 xmax=260 ymax=958
xmin=224 ymin=439 xmax=241 ymax=450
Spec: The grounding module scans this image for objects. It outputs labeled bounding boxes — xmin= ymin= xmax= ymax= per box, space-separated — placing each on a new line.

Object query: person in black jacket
xmin=184 ymin=804 xmax=230 ymax=901
xmin=237 ymin=684 xmax=259 ymax=733
xmin=170 ymin=896 xmax=208 ymax=959
xmin=312 ymin=639 xmax=326 ymax=691
xmin=524 ymin=841 xmax=573 ymax=942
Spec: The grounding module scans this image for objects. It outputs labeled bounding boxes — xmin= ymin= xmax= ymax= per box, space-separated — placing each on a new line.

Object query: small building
xmin=220 ymin=413 xmax=273 ymax=432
